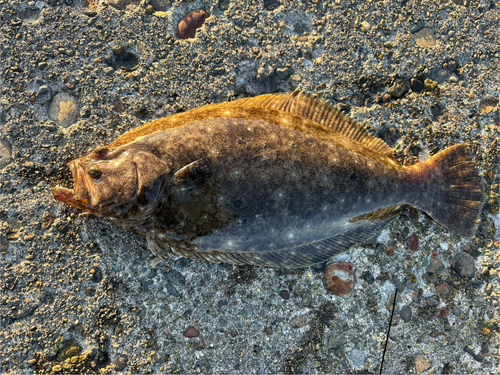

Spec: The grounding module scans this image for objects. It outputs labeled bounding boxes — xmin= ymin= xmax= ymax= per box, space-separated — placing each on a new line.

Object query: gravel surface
xmin=1 ymin=0 xmax=499 ymax=373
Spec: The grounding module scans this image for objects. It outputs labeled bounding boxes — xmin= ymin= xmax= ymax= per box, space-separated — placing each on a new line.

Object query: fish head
xmin=53 ymin=147 xmax=171 ymax=221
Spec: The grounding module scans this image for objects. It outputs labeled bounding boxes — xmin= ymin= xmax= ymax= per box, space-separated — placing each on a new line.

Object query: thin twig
xmin=380 ymin=288 xmax=398 ymax=375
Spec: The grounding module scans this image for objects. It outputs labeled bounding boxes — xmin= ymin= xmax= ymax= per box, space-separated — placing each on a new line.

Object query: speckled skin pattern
xmin=53 ymin=93 xmax=485 ymax=268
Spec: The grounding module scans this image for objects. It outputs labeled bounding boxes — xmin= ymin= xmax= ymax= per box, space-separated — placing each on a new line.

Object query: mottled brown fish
xmin=53 ymin=92 xmax=485 ymax=268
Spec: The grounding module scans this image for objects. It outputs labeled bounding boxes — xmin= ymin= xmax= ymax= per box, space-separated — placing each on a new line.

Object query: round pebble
xmin=289 ymin=315 xmax=307 ymax=328
xmin=400 ymin=305 xmax=412 ymax=322
xmin=322 ymin=262 xmax=356 ymax=296
xmin=350 ymin=349 xmax=365 ymax=366
xmin=183 ymin=326 xmax=199 ymax=338
xmin=48 ymin=93 xmax=78 ymax=128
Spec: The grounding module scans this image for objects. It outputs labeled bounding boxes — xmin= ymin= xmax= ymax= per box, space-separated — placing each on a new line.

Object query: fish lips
xmin=53 ymin=160 xmax=95 ymax=213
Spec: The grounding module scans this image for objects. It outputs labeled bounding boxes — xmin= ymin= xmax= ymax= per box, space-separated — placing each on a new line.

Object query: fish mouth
xmin=53 ymin=160 xmax=94 ymax=213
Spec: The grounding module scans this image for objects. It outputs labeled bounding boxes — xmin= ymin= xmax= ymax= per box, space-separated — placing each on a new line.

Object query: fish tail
xmin=411 ymin=144 xmax=485 ymax=237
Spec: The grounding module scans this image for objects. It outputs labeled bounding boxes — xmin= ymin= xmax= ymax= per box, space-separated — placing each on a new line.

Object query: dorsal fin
xmin=222 ymin=91 xmax=394 ymax=159
xmin=108 ymin=92 xmax=395 ymax=162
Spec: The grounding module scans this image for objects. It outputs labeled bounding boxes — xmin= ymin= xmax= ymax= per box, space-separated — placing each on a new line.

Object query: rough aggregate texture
xmin=0 ymin=0 xmax=499 ymax=373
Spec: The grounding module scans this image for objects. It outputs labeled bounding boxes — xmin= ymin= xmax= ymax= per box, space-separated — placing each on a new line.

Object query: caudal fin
xmin=417 ymin=144 xmax=485 ymax=238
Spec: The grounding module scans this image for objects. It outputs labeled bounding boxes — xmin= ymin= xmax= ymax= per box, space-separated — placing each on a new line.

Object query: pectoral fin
xmin=173 ymin=158 xmax=215 ymax=191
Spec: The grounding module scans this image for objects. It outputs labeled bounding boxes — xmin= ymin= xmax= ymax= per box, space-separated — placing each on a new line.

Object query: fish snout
xmin=52 ymin=160 xmax=93 ymax=213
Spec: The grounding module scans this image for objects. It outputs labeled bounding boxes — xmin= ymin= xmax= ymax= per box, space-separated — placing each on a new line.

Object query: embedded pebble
xmin=407 ymin=234 xmax=419 ymax=250
xmin=48 ymin=93 xmax=78 ymax=128
xmin=289 ymin=315 xmax=307 ymax=328
xmin=0 ymin=140 xmax=12 ymax=169
xmin=388 ymin=78 xmax=409 ymax=98
xmin=413 ymin=28 xmax=437 ymax=47
xmin=410 ymin=78 xmax=424 ymax=92
xmin=450 ymin=252 xmax=475 ymax=277
xmin=350 ymin=349 xmax=365 ymax=366
xmin=400 ymin=305 xmax=412 ymax=322
xmin=426 ymin=295 xmax=440 ymax=307
xmin=150 ymin=0 xmax=170 ymax=11
xmin=322 ymin=262 xmax=356 ymax=296
xmin=279 ymin=290 xmax=290 ymax=300
xmin=264 ymin=0 xmax=280 ymax=11
xmin=415 ymin=355 xmax=431 ymax=374
xmin=183 ymin=326 xmax=199 ymax=338
xmin=176 ymin=10 xmax=210 ymax=40
xmin=37 ymin=85 xmax=52 ymax=103
xmin=114 ymin=51 xmax=140 ymax=71
xmin=479 ymin=94 xmax=499 ymax=114
xmin=426 ymin=257 xmax=444 ymax=275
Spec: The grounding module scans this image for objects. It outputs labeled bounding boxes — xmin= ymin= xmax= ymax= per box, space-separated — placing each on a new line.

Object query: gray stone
xmin=450 ymin=252 xmax=475 ymax=277
xmin=0 ymin=140 xmax=12 ymax=169
xmin=276 ymin=67 xmax=294 ymax=80
xmin=426 ymin=257 xmax=444 ymax=274
xmin=400 ymin=305 xmax=412 ymax=322
xmin=388 ymin=78 xmax=409 ymax=98
xmin=426 ymin=295 xmax=440 ymax=307
xmin=350 ymin=349 xmax=365 ymax=366
xmin=150 ymin=0 xmax=171 ymax=11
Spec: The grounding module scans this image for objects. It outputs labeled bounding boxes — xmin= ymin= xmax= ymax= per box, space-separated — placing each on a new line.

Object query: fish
xmin=53 ymin=91 xmax=485 ymax=269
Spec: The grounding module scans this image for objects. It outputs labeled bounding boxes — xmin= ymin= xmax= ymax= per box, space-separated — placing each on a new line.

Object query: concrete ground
xmin=1 ymin=0 xmax=499 ymax=373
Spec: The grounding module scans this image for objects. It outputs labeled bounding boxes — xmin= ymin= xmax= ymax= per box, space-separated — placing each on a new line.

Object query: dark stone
xmin=410 ymin=78 xmax=424 ymax=92
xmin=443 ymin=59 xmax=458 ymax=72
xmin=173 ymin=257 xmax=192 ymax=268
xmin=115 ymin=52 xmax=140 ymax=71
xmin=361 ymin=271 xmax=375 ymax=285
xmin=276 ymin=67 xmax=294 ymax=80
xmin=218 ymin=0 xmax=230 ymax=11
xmin=450 ymin=252 xmax=475 ymax=277
xmin=388 ymin=78 xmax=409 ymax=98
xmin=279 ymin=290 xmax=290 ymax=300
xmin=411 ymin=20 xmax=425 ymax=34
xmin=164 ymin=269 xmax=186 ymax=285
xmin=400 ymin=305 xmax=412 ymax=322
xmin=165 ymin=281 xmax=180 ymax=297
xmin=350 ymin=93 xmax=364 ymax=107
xmin=264 ymin=0 xmax=280 ymax=11
xmin=441 ymin=363 xmax=453 ymax=374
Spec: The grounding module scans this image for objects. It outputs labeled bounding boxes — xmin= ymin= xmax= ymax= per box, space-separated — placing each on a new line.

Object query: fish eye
xmin=88 ymin=168 xmax=102 ymax=179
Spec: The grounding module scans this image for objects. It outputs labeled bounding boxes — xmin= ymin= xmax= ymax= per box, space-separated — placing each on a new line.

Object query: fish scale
xmin=53 ymin=91 xmax=485 ymax=268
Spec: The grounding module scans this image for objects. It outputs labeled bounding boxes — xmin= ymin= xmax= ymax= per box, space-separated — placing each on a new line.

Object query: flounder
xmin=53 ymin=92 xmax=485 ymax=268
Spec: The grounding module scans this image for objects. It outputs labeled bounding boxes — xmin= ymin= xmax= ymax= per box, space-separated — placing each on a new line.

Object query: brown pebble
xmin=432 ymin=250 xmax=438 ymax=257
xmin=407 ymin=234 xmax=419 ymax=250
xmin=415 ymin=354 xmax=431 ymax=374
xmin=322 ymin=262 xmax=356 ymax=296
xmin=436 ymin=308 xmax=449 ymax=318
xmin=176 ymin=10 xmax=210 ymax=40
xmin=183 ymin=326 xmax=199 ymax=338
xmin=386 ymin=244 xmax=394 ymax=256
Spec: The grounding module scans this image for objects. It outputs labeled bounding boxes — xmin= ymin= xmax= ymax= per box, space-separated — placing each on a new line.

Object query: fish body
xmin=53 ymin=92 xmax=485 ymax=268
